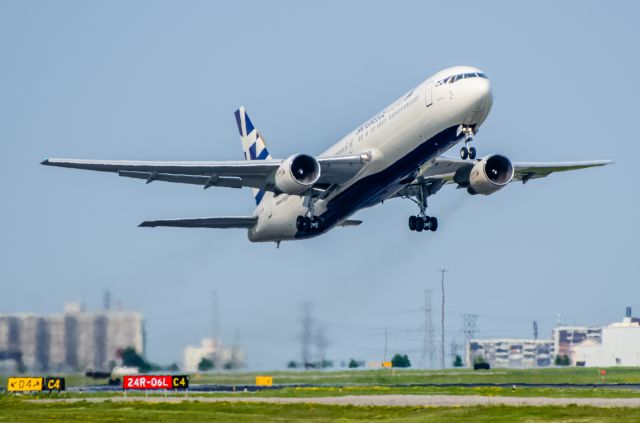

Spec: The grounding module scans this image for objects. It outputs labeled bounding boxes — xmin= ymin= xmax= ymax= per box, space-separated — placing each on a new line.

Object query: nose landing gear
xmin=459 ymin=126 xmax=477 ymax=160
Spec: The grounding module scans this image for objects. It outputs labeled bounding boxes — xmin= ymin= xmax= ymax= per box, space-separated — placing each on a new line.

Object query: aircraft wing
xmin=138 ymin=216 xmax=257 ymax=229
xmin=41 ymin=154 xmax=368 ymax=192
xmin=394 ymin=157 xmax=612 ymax=198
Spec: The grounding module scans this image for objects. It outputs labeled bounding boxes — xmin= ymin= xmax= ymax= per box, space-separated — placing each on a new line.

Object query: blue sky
xmin=1 ymin=1 xmax=637 ymax=368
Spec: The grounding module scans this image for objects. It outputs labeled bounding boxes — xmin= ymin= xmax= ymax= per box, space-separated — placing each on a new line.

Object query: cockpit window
xmin=436 ymin=71 xmax=488 ymax=86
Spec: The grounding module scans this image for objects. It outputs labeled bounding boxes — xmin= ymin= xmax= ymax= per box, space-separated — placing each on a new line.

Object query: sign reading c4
xmin=44 ymin=377 xmax=66 ymax=391
xmin=171 ymin=375 xmax=189 ymax=390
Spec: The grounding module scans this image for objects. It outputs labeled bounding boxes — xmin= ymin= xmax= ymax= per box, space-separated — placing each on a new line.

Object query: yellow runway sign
xmin=7 ymin=377 xmax=43 ymax=392
xmin=255 ymin=376 xmax=273 ymax=386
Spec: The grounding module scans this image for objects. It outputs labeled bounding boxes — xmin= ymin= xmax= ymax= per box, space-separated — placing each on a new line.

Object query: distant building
xmin=572 ymin=315 xmax=640 ymax=366
xmin=183 ymin=338 xmax=245 ymax=372
xmin=467 ymin=338 xmax=554 ymax=368
xmin=552 ymin=326 xmax=602 ymax=359
xmin=0 ymin=303 xmax=144 ymax=372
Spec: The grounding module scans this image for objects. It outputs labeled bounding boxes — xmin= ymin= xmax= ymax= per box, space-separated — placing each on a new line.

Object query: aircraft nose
xmin=470 ymin=77 xmax=492 ymax=111
xmin=466 ymin=78 xmax=493 ymax=121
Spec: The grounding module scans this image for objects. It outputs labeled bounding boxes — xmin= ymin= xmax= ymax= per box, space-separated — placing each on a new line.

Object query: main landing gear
xmin=295 ymin=192 xmax=324 ymax=234
xmin=406 ymin=179 xmax=438 ymax=233
xmin=296 ymin=215 xmax=323 ymax=232
xmin=459 ymin=125 xmax=477 ymax=160
xmin=408 ymin=215 xmax=438 ymax=232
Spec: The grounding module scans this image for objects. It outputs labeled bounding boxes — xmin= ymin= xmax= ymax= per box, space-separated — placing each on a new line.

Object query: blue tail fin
xmin=234 ymin=106 xmax=272 ymax=205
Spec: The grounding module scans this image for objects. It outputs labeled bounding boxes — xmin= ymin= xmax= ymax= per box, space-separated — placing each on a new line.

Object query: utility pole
xmin=383 ymin=327 xmax=388 ymax=362
xmin=300 ymin=302 xmax=313 ymax=369
xmin=211 ymin=290 xmax=220 ymax=342
xmin=421 ymin=289 xmax=436 ymax=368
xmin=103 ymin=290 xmax=111 ymax=311
xmin=461 ymin=314 xmax=479 ymax=346
xmin=440 ymin=268 xmax=448 ymax=369
xmin=315 ymin=324 xmax=328 ymax=368
xmin=450 ymin=339 xmax=459 ymax=366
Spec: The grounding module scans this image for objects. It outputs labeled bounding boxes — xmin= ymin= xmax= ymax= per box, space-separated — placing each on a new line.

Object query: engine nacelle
xmin=467 ymin=154 xmax=514 ymax=195
xmin=274 ymin=153 xmax=321 ymax=194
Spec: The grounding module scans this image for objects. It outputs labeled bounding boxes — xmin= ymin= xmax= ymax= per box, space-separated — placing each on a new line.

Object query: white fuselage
xmin=248 ymin=66 xmax=493 ymax=242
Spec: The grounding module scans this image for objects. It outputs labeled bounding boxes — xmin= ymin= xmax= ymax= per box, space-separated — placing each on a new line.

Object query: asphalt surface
xmin=66 ymin=382 xmax=640 ymax=393
xmin=35 ymin=395 xmax=640 ymax=408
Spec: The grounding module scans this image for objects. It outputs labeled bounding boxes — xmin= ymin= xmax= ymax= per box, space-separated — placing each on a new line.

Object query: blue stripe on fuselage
xmin=294 ymin=125 xmax=462 ymax=239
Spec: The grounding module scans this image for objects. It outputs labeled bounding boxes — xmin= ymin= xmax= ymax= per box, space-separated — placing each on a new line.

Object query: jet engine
xmin=460 ymin=154 xmax=514 ymax=195
xmin=274 ymin=153 xmax=321 ymax=194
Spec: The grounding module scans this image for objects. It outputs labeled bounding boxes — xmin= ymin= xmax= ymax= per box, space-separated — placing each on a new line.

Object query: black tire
xmin=460 ymin=147 xmax=468 ymax=160
xmin=408 ymin=216 xmax=417 ymax=231
xmin=296 ymin=216 xmax=304 ymax=231
xmin=468 ymin=146 xmax=477 ymax=160
xmin=416 ymin=217 xmax=424 ymax=232
xmin=302 ymin=217 xmax=311 ymax=232
xmin=429 ymin=217 xmax=438 ymax=232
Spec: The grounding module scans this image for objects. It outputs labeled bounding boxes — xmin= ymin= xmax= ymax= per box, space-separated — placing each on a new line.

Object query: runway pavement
xmin=36 ymin=394 xmax=640 ymax=408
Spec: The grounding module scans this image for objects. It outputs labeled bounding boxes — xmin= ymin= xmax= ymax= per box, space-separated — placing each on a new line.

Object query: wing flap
xmin=139 ymin=216 xmax=258 ymax=229
xmin=118 ymin=171 xmax=243 ymax=189
xmin=337 ymin=219 xmax=363 ymax=227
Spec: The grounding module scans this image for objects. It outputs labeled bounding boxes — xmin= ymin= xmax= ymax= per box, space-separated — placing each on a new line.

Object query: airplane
xmin=42 ymin=66 xmax=610 ymax=245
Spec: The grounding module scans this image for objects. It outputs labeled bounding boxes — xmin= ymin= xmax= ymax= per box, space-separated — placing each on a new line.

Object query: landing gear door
xmin=425 ymin=81 xmax=433 ymax=107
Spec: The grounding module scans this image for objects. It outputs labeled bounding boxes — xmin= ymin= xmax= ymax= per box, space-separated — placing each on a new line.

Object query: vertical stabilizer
xmin=234 ymin=106 xmax=272 ymax=205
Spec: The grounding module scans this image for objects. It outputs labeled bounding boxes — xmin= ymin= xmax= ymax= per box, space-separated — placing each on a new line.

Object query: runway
xmin=37 ymin=394 xmax=640 ymax=408
xmin=68 ymin=382 xmax=640 ymax=393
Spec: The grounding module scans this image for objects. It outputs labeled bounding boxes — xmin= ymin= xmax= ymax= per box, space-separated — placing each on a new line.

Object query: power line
xmin=383 ymin=327 xmax=388 ymax=362
xmin=421 ymin=289 xmax=436 ymax=368
xmin=300 ymin=302 xmax=313 ymax=369
xmin=315 ymin=324 xmax=328 ymax=366
xmin=461 ymin=313 xmax=479 ymax=366
xmin=440 ymin=268 xmax=448 ymax=369
xmin=450 ymin=339 xmax=459 ymax=366
xmin=212 ymin=290 xmax=220 ymax=341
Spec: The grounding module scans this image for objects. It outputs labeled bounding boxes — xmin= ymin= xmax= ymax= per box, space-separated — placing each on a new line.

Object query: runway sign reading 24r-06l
xmin=123 ymin=375 xmax=189 ymax=390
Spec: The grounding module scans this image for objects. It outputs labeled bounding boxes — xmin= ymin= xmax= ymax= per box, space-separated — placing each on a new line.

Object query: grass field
xmin=41 ymin=366 xmax=640 ymax=389
xmin=14 ymin=385 xmax=640 ymax=399
xmin=3 ymin=397 xmax=640 ymax=423
xmin=190 ymin=367 xmax=640 ymax=385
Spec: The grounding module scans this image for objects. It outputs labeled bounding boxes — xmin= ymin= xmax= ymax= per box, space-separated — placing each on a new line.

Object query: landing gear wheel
xmin=296 ymin=215 xmax=304 ymax=231
xmin=301 ymin=217 xmax=311 ymax=232
xmin=429 ymin=216 xmax=438 ymax=232
xmin=415 ymin=217 xmax=424 ymax=232
xmin=408 ymin=215 xmax=417 ymax=231
xmin=460 ymin=147 xmax=469 ymax=160
xmin=468 ymin=146 xmax=477 ymax=160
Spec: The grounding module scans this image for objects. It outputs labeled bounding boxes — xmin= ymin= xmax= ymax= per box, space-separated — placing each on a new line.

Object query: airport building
xmin=0 ymin=303 xmax=144 ymax=372
xmin=183 ymin=338 xmax=245 ymax=372
xmin=466 ymin=338 xmax=554 ymax=368
xmin=552 ymin=325 xmax=602 ymax=359
xmin=571 ymin=310 xmax=640 ymax=367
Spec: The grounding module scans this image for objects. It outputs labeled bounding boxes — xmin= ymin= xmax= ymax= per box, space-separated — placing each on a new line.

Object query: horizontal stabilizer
xmin=139 ymin=216 xmax=257 ymax=229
